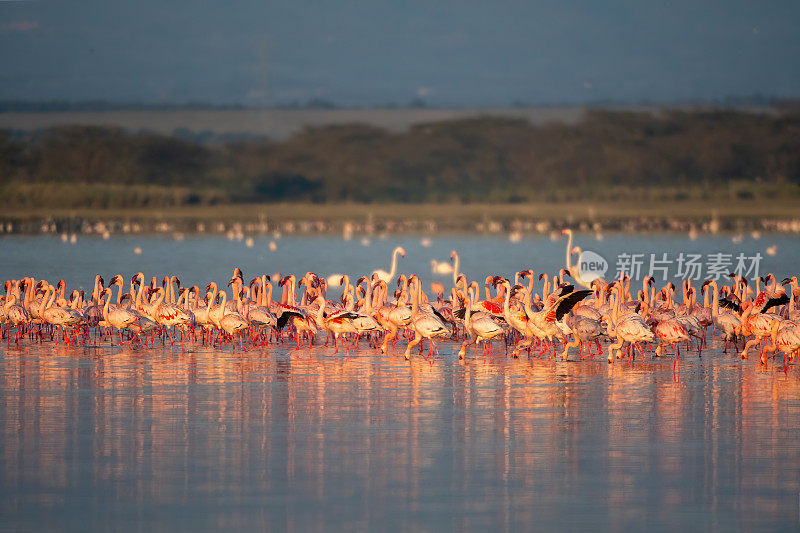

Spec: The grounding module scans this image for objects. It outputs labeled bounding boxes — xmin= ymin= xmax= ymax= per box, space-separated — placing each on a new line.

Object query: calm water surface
xmin=2 ymin=234 xmax=800 ymax=530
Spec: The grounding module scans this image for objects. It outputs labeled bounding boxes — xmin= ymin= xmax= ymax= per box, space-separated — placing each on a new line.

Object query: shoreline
xmin=1 ymin=200 xmax=799 ymax=236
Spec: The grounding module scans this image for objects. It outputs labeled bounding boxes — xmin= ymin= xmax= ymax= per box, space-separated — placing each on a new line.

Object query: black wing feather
xmin=276 ymin=311 xmax=303 ymax=331
xmin=432 ymin=308 xmax=448 ymax=324
xmin=555 ymin=289 xmax=592 ymax=321
xmin=718 ymin=297 xmax=741 ymax=314
xmin=761 ymin=293 xmax=789 ymax=314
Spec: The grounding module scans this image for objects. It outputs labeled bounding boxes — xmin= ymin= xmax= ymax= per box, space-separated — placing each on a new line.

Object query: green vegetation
xmin=1 ymin=109 xmax=799 ymax=208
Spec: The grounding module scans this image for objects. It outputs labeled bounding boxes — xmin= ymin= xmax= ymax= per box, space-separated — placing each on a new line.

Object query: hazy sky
xmin=1 ymin=0 xmax=798 ymax=106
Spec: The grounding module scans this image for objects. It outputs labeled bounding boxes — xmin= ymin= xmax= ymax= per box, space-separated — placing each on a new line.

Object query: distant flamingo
xmin=561 ymin=229 xmax=594 ymax=289
xmin=373 ymin=246 xmax=406 ymax=284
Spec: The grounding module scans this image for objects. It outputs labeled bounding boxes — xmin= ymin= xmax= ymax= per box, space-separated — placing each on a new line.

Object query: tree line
xmin=1 ymin=109 xmax=799 ymax=208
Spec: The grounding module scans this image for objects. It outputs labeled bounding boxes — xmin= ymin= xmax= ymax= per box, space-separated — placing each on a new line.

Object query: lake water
xmin=2 ymin=233 xmax=800 ymax=530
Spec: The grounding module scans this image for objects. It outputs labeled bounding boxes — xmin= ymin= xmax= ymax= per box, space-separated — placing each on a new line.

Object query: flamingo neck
xmin=565 ymin=230 xmax=573 ymax=271
xmin=388 ymin=249 xmax=400 ymax=280
xmin=217 ymin=291 xmax=227 ymax=313
xmin=102 ymin=292 xmax=112 ymax=320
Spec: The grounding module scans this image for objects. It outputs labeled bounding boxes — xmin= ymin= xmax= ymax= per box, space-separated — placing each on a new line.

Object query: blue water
xmin=1 ymin=233 xmax=800 ymax=530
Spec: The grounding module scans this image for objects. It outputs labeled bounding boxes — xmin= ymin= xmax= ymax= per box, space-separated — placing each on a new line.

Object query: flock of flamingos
xmin=2 ymin=231 xmax=800 ymax=371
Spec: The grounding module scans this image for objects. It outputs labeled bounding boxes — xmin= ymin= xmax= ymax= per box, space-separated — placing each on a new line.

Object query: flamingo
xmin=497 ymin=279 xmax=534 ymax=358
xmin=604 ymin=284 xmax=654 ymax=363
xmin=101 ymin=288 xmax=137 ymax=344
xmin=219 ymin=294 xmax=250 ymax=352
xmin=373 ymin=246 xmax=406 ymax=284
xmin=561 ymin=229 xmax=594 ymax=289
xmin=562 ymin=313 xmax=604 ymax=360
xmin=761 ymin=319 xmax=800 ymax=369
xmin=404 ymin=276 xmax=448 ymax=361
xmin=739 ymin=296 xmax=784 ymax=360
xmin=457 ymin=291 xmax=504 ymax=360
xmin=379 ymin=284 xmax=413 ymax=354
xmin=321 ymin=298 xmax=360 ymax=354
xmin=430 ymin=259 xmax=455 ymax=275
xmin=703 ymin=280 xmax=740 ymax=352
xmin=40 ymin=284 xmax=83 ymax=345
xmin=449 ymin=250 xmax=461 ymax=287
xmin=653 ymin=317 xmax=692 ymax=361
xmin=4 ymin=281 xmax=29 ymax=342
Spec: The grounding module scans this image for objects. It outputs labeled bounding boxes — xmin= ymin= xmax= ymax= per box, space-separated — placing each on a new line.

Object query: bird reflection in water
xmin=1 ymin=341 xmax=799 ymax=530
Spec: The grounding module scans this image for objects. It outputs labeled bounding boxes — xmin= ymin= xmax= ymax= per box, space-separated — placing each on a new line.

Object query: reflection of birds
xmin=430 ymin=259 xmax=454 ymax=275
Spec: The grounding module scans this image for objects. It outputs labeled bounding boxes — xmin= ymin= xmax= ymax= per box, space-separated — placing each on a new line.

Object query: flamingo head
xmin=227 ymin=278 xmax=236 ymax=287
xmin=781 ymin=277 xmax=791 ymax=285
xmin=249 ymin=277 xmax=259 ymax=287
xmin=570 ymin=246 xmax=580 ymax=255
xmin=340 ymin=276 xmax=347 ymax=286
xmin=131 ymin=274 xmax=140 ymax=286
xmin=356 ymin=276 xmax=367 ymax=285
xmin=538 ymin=273 xmax=546 ymax=280
xmin=397 ymin=247 xmax=406 ymax=257
xmin=492 ymin=276 xmax=508 ymax=287
xmin=449 ymin=250 xmax=457 ymax=260
xmin=561 ymin=228 xmax=571 ymax=236
xmin=173 ymin=277 xmax=181 ymax=287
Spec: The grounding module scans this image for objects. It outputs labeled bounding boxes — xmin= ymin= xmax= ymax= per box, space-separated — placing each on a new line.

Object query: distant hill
xmin=1 ymin=108 xmax=798 ymax=208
